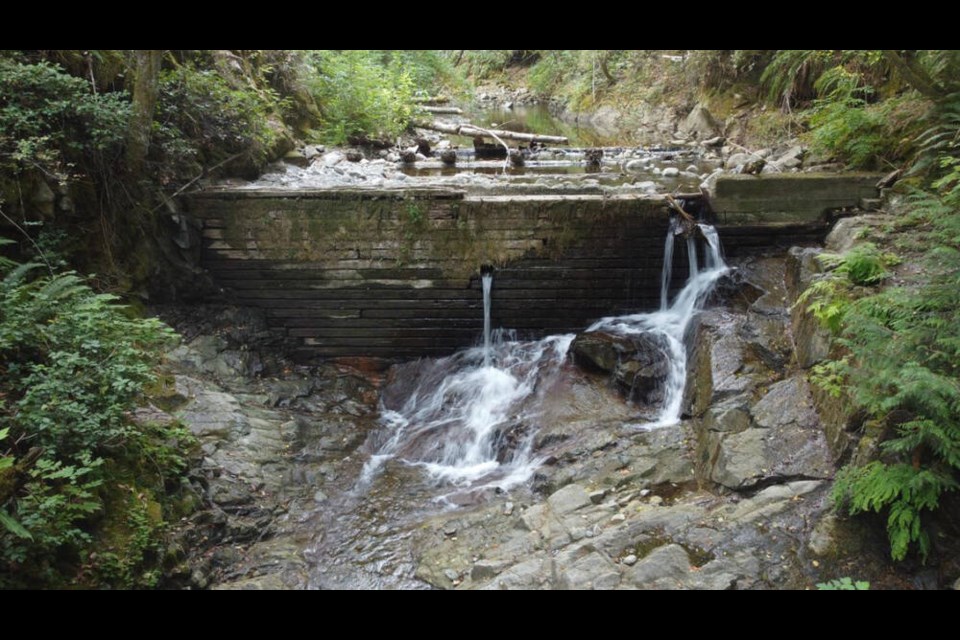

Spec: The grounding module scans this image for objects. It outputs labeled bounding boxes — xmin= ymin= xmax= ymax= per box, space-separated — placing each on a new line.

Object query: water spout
xmin=480 ymin=265 xmax=495 ymax=366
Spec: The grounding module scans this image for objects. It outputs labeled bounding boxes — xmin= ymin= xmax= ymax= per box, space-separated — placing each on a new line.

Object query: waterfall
xmin=589 ymin=223 xmax=728 ymax=428
xmin=367 ymin=221 xmax=728 ymax=493
xmin=363 ymin=334 xmax=574 ymax=492
xmin=659 ymin=218 xmax=676 ymax=310
xmin=482 ymin=272 xmax=493 ymax=366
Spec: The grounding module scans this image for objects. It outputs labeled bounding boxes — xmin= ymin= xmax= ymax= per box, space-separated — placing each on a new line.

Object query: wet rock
xmin=808 ymin=513 xmax=838 ymax=556
xmin=627 ymin=544 xmax=690 ymax=588
xmin=322 ymin=151 xmax=345 ymax=167
xmin=570 ymin=331 xmax=670 ymax=404
xmin=752 ymin=378 xmax=819 ymax=430
xmin=556 ymin=549 xmax=620 ymax=590
xmin=177 ymin=385 xmax=248 ymax=439
xmin=209 ymin=480 xmax=254 ymax=507
xmin=440 ymin=149 xmax=457 ymax=165
xmin=625 ymin=159 xmax=646 ymax=171
xmin=589 ymin=489 xmax=609 ymax=505
xmin=703 ymin=400 xmax=751 ymax=433
xmin=570 ymin=332 xmax=635 ymax=372
xmin=709 ymin=377 xmax=832 ymax=490
xmin=725 ymin=153 xmax=752 ymax=170
xmin=471 ymin=560 xmax=508 ymax=581
xmin=548 ymin=484 xmax=593 ymax=516
xmin=724 ymin=481 xmax=823 ymax=524
xmin=742 ymin=158 xmax=766 ymax=175
xmin=824 ymin=214 xmax=889 ymax=254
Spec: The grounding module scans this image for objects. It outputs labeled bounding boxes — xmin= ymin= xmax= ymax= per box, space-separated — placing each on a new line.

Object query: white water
xmin=659 ymin=219 xmax=676 ymax=311
xmin=367 ymin=222 xmax=727 ymax=491
xmin=482 ymin=273 xmax=493 ymax=366
xmin=589 ymin=224 xmax=727 ymax=428
xmin=364 ymin=334 xmax=574 ymax=491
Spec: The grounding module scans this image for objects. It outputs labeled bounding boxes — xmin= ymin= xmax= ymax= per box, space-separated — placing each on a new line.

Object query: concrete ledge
xmin=709 ymin=173 xmax=882 ymax=224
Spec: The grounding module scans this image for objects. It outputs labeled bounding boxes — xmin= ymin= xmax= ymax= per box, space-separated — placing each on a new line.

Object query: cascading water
xmin=589 ymin=222 xmax=728 ymax=428
xmin=362 ymin=267 xmax=574 ymax=495
xmin=659 ymin=218 xmax=677 ymax=311
xmin=481 ymin=270 xmax=493 ymax=366
xmin=365 ymin=219 xmax=727 ymax=495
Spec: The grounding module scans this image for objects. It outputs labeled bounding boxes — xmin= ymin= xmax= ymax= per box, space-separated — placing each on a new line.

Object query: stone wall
xmin=186 ymin=184 xmax=851 ymax=362
xmin=710 ymin=173 xmax=882 ymax=223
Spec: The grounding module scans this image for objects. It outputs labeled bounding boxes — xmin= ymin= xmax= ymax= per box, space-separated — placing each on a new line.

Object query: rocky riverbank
xmin=152 ymin=215 xmax=923 ymax=589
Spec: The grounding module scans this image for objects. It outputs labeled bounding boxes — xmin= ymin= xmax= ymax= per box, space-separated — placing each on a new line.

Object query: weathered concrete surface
xmin=709 ymin=173 xmax=881 ymax=224
xmin=187 ymin=187 xmax=830 ymax=362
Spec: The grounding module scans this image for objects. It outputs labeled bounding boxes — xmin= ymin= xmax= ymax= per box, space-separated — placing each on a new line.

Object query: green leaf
xmin=0 ymin=511 xmax=33 ymax=540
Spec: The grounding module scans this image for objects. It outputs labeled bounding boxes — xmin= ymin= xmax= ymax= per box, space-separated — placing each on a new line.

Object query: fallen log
xmin=413 ymin=96 xmax=450 ymax=105
xmin=422 ymin=106 xmax=463 ymax=115
xmin=414 ymin=120 xmax=568 ymax=145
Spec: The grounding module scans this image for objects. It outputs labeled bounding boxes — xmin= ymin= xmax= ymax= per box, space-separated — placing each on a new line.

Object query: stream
xmin=162 ymin=106 xmax=905 ymax=590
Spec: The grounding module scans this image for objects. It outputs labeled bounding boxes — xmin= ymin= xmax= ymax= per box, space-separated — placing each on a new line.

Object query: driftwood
xmin=665 ymin=194 xmax=699 ymax=238
xmin=413 ymin=96 xmax=450 ymax=105
xmin=414 ymin=120 xmax=568 ymax=145
xmin=422 ymin=106 xmax=463 ymax=115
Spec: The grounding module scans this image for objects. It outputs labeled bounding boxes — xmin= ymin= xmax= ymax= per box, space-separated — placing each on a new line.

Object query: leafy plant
xmin=0 ymin=58 xmax=131 ymax=181
xmin=820 ymin=191 xmax=960 ymax=561
xmin=817 ymin=577 xmax=871 ymax=590
xmin=0 ymin=246 xmax=189 ymax=587
xmin=306 ymin=50 xmax=417 ymax=145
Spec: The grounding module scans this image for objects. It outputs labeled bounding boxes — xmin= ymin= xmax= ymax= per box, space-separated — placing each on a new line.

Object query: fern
xmin=826 ymin=188 xmax=960 ymax=561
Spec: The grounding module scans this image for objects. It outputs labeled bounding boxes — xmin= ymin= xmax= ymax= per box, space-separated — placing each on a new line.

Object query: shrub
xmin=0 ymin=248 xmax=189 ymax=587
xmin=0 ymin=58 xmax=131 ymax=182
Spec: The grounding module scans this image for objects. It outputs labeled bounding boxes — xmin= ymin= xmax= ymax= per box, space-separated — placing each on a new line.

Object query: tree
xmin=125 ymin=50 xmax=163 ymax=174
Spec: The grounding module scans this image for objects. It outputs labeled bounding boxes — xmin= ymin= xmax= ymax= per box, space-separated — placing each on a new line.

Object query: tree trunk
xmin=882 ymin=50 xmax=944 ymax=100
xmin=414 ymin=121 xmax=568 ymax=145
xmin=126 ymin=50 xmax=164 ymax=175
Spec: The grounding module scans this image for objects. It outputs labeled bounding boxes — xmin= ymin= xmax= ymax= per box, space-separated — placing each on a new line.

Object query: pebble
xmin=443 ymin=568 xmax=460 ymax=582
xmin=443 ymin=524 xmax=458 ymax=537
xmin=503 ymin=502 xmax=514 ymax=516
xmin=313 ymin=490 xmax=328 ymax=503
xmin=622 ymin=554 xmax=638 ymax=566
xmin=662 ymin=167 xmax=680 ymax=177
xmin=610 ymin=513 xmax=627 ymax=523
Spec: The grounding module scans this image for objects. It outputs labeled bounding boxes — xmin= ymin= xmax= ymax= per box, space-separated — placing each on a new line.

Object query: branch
xmin=882 ymin=50 xmax=944 ymax=100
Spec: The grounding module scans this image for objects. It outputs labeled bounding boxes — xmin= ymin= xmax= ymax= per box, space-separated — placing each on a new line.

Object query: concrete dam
xmin=185 ymin=174 xmax=880 ymax=362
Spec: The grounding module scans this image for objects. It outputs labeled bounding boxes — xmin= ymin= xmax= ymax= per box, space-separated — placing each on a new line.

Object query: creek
xmin=163 ymin=107 xmax=902 ymax=590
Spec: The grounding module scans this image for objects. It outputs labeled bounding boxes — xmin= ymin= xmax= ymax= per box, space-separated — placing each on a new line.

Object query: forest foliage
xmin=2 ymin=49 xmax=960 ymax=577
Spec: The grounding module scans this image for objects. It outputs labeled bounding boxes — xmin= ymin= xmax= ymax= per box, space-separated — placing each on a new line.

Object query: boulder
xmin=679 ymin=104 xmax=721 ymax=140
xmin=709 ymin=377 xmax=832 ymax=490
xmin=570 ymin=331 xmax=670 ymax=404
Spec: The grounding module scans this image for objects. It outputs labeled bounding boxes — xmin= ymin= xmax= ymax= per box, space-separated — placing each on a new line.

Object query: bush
xmin=807 ymin=194 xmax=960 ymax=561
xmin=0 ymin=58 xmax=130 ymax=182
xmin=306 ymin=50 xmax=417 ymax=145
xmin=0 ymin=247 xmax=190 ymax=587
xmin=153 ymin=65 xmax=279 ymax=182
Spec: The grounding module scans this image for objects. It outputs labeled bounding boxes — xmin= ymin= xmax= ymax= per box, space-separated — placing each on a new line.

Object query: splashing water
xmin=482 ymin=272 xmax=493 ymax=366
xmin=366 ymin=221 xmax=727 ymax=494
xmin=362 ymin=334 xmax=574 ymax=493
xmin=660 ymin=218 xmax=677 ymax=311
xmin=589 ymin=223 xmax=728 ymax=428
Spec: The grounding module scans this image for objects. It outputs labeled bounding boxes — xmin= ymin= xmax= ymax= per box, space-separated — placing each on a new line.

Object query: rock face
xmin=164 ymin=222 xmax=919 ymax=590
